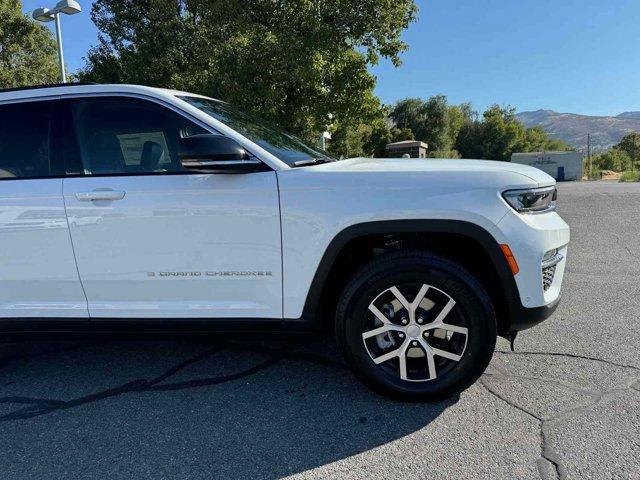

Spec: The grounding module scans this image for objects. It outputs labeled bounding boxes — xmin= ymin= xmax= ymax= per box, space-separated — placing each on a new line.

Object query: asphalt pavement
xmin=0 ymin=181 xmax=638 ymax=480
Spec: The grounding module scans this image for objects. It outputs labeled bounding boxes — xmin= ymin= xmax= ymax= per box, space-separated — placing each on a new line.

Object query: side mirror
xmin=179 ymin=134 xmax=263 ymax=173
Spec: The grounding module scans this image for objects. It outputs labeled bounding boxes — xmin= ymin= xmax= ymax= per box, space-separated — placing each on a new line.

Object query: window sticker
xmin=116 ymin=132 xmax=170 ymax=166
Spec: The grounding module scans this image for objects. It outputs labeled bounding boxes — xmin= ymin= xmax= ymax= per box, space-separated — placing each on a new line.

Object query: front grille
xmin=541 ymin=250 xmax=564 ymax=292
xmin=542 ymin=264 xmax=556 ymax=291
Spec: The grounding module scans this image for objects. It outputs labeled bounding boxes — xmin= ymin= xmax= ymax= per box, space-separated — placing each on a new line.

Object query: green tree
xmin=466 ymin=105 xmax=526 ymax=161
xmin=428 ymin=148 xmax=461 ymax=159
xmin=484 ymin=105 xmax=527 ymax=160
xmin=614 ymin=132 xmax=640 ymax=169
xmin=455 ymin=119 xmax=483 ymax=159
xmin=328 ymin=122 xmax=373 ymax=159
xmin=520 ymin=126 xmax=550 ymax=152
xmin=455 ymin=104 xmax=570 ymax=161
xmin=544 ymin=138 xmax=574 ymax=151
xmin=592 ymin=148 xmax=631 ymax=172
xmin=517 ymin=126 xmax=573 ymax=153
xmin=422 ymin=94 xmax=451 ymax=153
xmin=0 ymin=0 xmax=59 ymax=88
xmin=366 ymin=123 xmax=415 ymax=158
xmin=328 ymin=112 xmax=414 ymax=159
xmin=80 ymin=0 xmax=418 ymax=143
xmin=447 ymin=102 xmax=474 ymax=146
xmin=389 ymin=95 xmax=470 ymax=155
xmin=389 ymin=98 xmax=428 ymax=140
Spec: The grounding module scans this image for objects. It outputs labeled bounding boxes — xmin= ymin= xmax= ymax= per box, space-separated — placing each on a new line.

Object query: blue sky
xmin=23 ymin=0 xmax=640 ymax=116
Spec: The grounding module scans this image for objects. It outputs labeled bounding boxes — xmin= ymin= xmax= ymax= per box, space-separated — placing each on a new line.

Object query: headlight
xmin=502 ymin=186 xmax=557 ymax=214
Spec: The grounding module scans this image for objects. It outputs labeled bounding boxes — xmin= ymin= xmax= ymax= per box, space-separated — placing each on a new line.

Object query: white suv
xmin=0 ymin=83 xmax=569 ymax=400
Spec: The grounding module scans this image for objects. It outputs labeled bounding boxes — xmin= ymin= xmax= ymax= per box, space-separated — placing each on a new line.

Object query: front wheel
xmin=335 ymin=250 xmax=497 ymax=401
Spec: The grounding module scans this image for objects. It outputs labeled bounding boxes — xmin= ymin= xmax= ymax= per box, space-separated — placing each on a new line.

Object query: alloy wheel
xmin=361 ymin=283 xmax=469 ymax=382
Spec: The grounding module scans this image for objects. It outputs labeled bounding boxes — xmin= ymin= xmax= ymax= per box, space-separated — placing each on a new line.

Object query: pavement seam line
xmin=480 ymin=377 xmax=565 ymax=480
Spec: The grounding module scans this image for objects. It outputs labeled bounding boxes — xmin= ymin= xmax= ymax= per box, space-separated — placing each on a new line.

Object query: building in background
xmin=385 ymin=140 xmax=428 ymax=158
xmin=511 ymin=151 xmax=583 ymax=181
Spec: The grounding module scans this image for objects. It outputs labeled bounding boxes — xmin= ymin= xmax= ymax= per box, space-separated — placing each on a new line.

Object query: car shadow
xmin=0 ymin=336 xmax=456 ymax=480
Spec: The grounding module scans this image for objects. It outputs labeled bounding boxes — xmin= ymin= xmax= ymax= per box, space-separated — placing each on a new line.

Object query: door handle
xmin=75 ymin=189 xmax=126 ymax=202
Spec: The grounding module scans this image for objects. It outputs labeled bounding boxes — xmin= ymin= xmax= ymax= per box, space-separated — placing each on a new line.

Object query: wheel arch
xmin=300 ymin=220 xmax=521 ymax=336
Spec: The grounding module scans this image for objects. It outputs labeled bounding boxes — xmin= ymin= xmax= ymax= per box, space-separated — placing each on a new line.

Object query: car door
xmin=0 ymin=99 xmax=88 ymax=319
xmin=61 ymin=96 xmax=283 ymax=319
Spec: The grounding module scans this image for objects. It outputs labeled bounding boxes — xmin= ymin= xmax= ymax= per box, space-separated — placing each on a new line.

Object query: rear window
xmin=0 ymin=101 xmax=54 ymax=179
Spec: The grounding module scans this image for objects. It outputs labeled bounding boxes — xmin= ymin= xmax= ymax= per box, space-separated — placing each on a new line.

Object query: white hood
xmin=313 ymin=157 xmax=555 ymax=187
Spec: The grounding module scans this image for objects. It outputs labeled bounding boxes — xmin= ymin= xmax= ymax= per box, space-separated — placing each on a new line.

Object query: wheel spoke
xmin=418 ymin=338 xmax=437 ymax=379
xmin=439 ymin=323 xmax=468 ymax=336
xmin=362 ymin=324 xmax=402 ymax=340
xmin=389 ymin=286 xmax=411 ymax=312
xmin=411 ymin=284 xmax=430 ymax=311
xmin=423 ymin=321 xmax=468 ymax=337
xmin=431 ymin=347 xmax=462 ymax=362
xmin=421 ymin=297 xmax=459 ymax=332
xmin=426 ymin=349 xmax=436 ymax=379
xmin=368 ymin=303 xmax=391 ymax=325
xmin=372 ymin=345 xmax=404 ymax=365
xmin=398 ymin=344 xmax=409 ymax=380
xmin=433 ymin=297 xmax=456 ymax=324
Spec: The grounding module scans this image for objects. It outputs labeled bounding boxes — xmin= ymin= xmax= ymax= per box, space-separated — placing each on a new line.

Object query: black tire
xmin=335 ymin=250 xmax=497 ymax=401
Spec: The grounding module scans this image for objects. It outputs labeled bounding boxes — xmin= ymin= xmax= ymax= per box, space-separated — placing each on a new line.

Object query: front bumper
xmin=497 ymin=209 xmax=570 ymax=310
xmin=508 ymin=294 xmax=561 ymax=332
xmin=494 ymin=205 xmax=569 ymax=334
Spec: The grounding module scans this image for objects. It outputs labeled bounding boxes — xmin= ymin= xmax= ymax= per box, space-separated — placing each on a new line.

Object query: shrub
xmin=619 ymin=171 xmax=640 ymax=182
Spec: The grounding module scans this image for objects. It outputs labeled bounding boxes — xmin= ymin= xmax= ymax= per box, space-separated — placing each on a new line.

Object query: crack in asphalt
xmin=611 ymin=232 xmax=635 ymax=259
xmin=480 ymin=376 xmax=566 ymax=480
xmin=0 ymin=341 xmax=347 ymax=422
xmin=486 ymin=366 xmax=600 ymax=399
xmin=485 ymin=350 xmax=640 ymax=480
xmin=495 ymin=349 xmax=640 ymax=372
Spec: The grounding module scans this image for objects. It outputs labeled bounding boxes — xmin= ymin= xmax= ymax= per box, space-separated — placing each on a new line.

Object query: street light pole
xmin=32 ymin=1 xmax=81 ymax=83
xmin=54 ymin=13 xmax=66 ymax=83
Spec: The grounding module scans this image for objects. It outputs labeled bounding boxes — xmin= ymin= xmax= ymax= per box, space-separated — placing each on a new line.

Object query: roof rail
xmin=0 ymin=82 xmax=98 ymax=94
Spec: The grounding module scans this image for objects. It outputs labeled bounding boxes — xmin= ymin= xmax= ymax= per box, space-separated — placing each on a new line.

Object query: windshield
xmin=179 ymin=96 xmax=334 ymax=166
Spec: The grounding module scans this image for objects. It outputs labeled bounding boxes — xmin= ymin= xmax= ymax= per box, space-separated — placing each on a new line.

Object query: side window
xmin=68 ymin=97 xmax=208 ymax=175
xmin=0 ymin=101 xmax=54 ymax=179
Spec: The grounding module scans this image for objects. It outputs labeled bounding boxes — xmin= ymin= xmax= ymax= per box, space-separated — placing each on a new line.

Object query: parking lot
xmin=0 ymin=181 xmax=638 ymax=480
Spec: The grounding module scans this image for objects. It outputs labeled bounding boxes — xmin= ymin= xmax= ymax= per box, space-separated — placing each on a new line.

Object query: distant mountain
xmin=516 ymin=110 xmax=640 ymax=152
xmin=616 ymin=111 xmax=640 ymax=121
